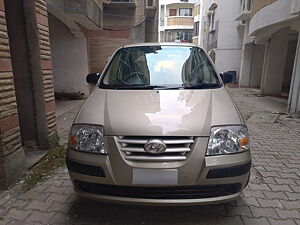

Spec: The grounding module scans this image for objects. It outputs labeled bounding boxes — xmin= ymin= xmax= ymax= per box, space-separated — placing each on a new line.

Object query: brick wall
xmin=251 ymin=0 xmax=278 ymax=16
xmin=35 ymin=0 xmax=56 ymax=138
xmin=88 ymin=0 xmax=146 ymax=73
xmin=0 ymin=0 xmax=22 ymax=158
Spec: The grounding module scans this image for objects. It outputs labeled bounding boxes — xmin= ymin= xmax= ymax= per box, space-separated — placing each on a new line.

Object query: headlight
xmin=68 ymin=124 xmax=106 ymax=154
xmin=207 ymin=125 xmax=250 ymax=156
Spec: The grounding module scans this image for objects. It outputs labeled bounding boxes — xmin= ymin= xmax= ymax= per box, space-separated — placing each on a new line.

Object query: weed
xmin=21 ymin=146 xmax=66 ymax=192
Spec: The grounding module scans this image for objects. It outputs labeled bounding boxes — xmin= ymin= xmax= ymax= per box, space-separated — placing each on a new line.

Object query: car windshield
xmin=99 ymin=46 xmax=221 ymax=89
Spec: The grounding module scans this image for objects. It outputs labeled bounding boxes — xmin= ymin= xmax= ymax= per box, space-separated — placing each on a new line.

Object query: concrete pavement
xmin=0 ymin=87 xmax=300 ymax=225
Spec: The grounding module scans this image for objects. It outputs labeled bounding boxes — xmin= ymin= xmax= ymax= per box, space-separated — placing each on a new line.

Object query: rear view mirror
xmin=220 ymin=71 xmax=236 ymax=84
xmin=86 ymin=73 xmax=100 ymax=85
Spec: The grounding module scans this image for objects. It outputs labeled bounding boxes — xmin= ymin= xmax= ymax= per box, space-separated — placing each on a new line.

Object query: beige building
xmin=192 ymin=3 xmax=201 ymax=45
xmin=159 ymin=0 xmax=198 ymax=43
xmin=0 ymin=0 xmax=158 ymax=189
xmin=238 ymin=0 xmax=300 ymax=116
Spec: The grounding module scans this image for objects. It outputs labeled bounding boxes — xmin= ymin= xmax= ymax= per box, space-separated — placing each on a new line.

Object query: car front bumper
xmin=66 ymin=136 xmax=251 ymax=205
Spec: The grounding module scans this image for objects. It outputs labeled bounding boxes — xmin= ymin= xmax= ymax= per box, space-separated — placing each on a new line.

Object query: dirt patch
xmin=21 ymin=146 xmax=66 ymax=192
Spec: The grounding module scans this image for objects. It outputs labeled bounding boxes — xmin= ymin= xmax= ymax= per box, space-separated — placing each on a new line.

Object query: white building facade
xmin=193 ymin=0 xmax=244 ymax=77
xmin=160 ymin=0 xmax=300 ymax=115
xmin=159 ymin=0 xmax=198 ymax=43
xmin=238 ymin=0 xmax=300 ymax=115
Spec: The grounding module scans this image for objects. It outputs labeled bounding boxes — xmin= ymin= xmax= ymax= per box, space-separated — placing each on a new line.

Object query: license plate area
xmin=133 ymin=169 xmax=178 ymax=185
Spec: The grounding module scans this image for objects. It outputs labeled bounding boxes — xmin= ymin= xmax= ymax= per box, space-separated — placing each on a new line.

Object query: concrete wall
xmin=215 ymin=49 xmax=242 ymax=74
xmin=249 ymin=0 xmax=297 ymax=36
xmin=145 ymin=0 xmax=159 ymax=43
xmin=49 ymin=14 xmax=89 ymax=97
xmin=145 ymin=19 xmax=159 ymax=42
xmin=198 ymin=0 xmax=213 ymax=49
xmin=260 ymin=28 xmax=290 ymax=96
xmin=291 ymin=0 xmax=300 ymax=15
xmin=288 ymin=33 xmax=300 ymax=115
xmin=283 ymin=39 xmax=298 ymax=89
xmin=249 ymin=44 xmax=265 ymax=87
xmin=213 ymin=0 xmax=243 ymax=76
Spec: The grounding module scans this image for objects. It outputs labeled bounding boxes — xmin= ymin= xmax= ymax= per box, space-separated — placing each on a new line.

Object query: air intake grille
xmin=117 ymin=136 xmax=194 ymax=162
xmin=74 ymin=181 xmax=241 ymax=199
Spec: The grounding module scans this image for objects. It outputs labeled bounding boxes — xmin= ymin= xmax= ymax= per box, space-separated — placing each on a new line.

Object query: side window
xmin=169 ymin=9 xmax=177 ymax=16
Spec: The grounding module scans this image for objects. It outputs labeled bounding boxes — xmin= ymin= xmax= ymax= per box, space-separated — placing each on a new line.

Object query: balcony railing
xmin=167 ymin=17 xmax=193 ymax=27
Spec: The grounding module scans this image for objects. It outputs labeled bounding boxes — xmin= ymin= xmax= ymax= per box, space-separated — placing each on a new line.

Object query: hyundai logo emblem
xmin=144 ymin=139 xmax=166 ymax=154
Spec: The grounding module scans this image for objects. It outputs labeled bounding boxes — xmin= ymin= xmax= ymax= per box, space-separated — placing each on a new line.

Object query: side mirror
xmin=86 ymin=73 xmax=100 ymax=85
xmin=220 ymin=72 xmax=235 ymax=84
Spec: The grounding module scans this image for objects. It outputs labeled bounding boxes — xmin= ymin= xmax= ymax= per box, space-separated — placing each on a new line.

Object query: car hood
xmin=75 ymin=87 xmax=243 ymax=136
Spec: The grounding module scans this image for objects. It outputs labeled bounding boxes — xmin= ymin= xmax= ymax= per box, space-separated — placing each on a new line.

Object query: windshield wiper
xmin=113 ymin=85 xmax=165 ymax=90
xmin=183 ymin=83 xmax=221 ymax=89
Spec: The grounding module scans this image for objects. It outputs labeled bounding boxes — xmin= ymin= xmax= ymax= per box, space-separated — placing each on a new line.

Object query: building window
xmin=240 ymin=0 xmax=251 ymax=12
xmin=194 ymin=21 xmax=199 ymax=36
xmin=247 ymin=0 xmax=252 ymax=11
xmin=146 ymin=0 xmax=153 ymax=7
xmin=208 ymin=3 xmax=217 ymax=32
xmin=165 ymin=30 xmax=193 ymax=43
xmin=194 ymin=4 xmax=200 ymax=16
xmin=208 ymin=11 xmax=215 ymax=31
xmin=169 ymin=9 xmax=177 ymax=16
xmin=179 ymin=8 xmax=192 ymax=16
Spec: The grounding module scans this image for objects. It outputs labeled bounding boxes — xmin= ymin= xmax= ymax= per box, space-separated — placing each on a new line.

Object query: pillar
xmin=239 ymin=43 xmax=254 ymax=86
xmin=260 ymin=28 xmax=290 ymax=96
xmin=5 ymin=0 xmax=58 ymax=150
xmin=0 ymin=0 xmax=25 ymax=189
xmin=288 ymin=33 xmax=300 ymax=115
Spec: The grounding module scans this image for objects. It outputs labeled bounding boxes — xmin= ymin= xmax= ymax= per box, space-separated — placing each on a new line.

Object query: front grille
xmin=74 ymin=180 xmax=241 ymax=199
xmin=117 ymin=136 xmax=194 ymax=162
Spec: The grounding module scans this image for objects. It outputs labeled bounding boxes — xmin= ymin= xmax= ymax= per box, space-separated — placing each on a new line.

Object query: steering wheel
xmin=125 ymin=72 xmax=145 ymax=84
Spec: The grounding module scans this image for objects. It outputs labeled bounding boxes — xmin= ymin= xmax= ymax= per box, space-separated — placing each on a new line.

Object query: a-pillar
xmin=260 ymin=28 xmax=290 ymax=96
xmin=288 ymin=31 xmax=300 ymax=116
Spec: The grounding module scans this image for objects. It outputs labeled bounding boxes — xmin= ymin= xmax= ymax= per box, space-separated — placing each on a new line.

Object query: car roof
xmin=122 ymin=42 xmax=199 ymax=48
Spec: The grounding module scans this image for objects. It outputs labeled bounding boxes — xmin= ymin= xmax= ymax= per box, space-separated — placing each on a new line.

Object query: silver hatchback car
xmin=66 ymin=43 xmax=251 ymax=205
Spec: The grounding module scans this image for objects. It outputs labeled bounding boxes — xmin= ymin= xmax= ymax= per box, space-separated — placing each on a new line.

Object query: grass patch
xmin=0 ymin=216 xmax=4 ymax=221
xmin=21 ymin=146 xmax=66 ymax=192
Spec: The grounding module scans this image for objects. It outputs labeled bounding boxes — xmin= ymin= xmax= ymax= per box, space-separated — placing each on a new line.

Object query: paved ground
xmin=1 ymin=87 xmax=300 ymax=225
